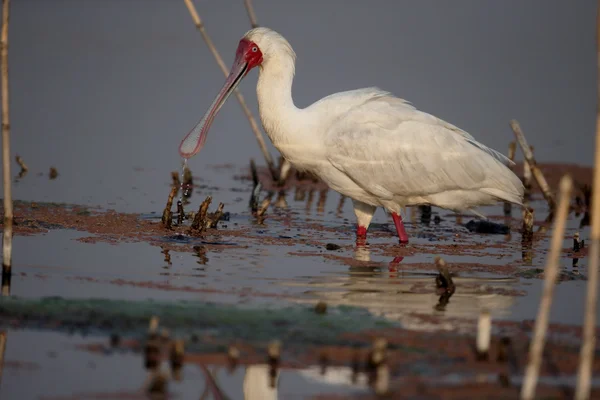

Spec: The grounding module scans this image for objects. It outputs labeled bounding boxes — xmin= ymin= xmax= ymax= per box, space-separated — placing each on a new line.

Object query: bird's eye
xmin=251 ymin=46 xmax=258 ymax=53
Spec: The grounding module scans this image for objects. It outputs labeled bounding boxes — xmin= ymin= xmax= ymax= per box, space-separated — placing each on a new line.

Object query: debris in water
xmin=367 ymin=338 xmax=389 ymax=396
xmin=434 ymin=257 xmax=455 ymax=310
xmin=15 ymin=154 xmax=28 ymax=178
xmin=497 ymin=336 xmax=511 ymax=363
xmin=274 ymin=190 xmax=287 ymax=208
xmin=182 ymin=166 xmax=193 ymax=197
xmin=521 ymin=208 xmax=534 ymax=243
xmin=465 ymin=219 xmax=509 ymax=235
xmin=169 ymin=339 xmax=185 ymax=380
xmin=314 ymin=301 xmax=327 ymax=315
xmin=249 ymin=159 xmax=261 ymax=213
xmin=176 ymin=200 xmax=185 ymax=225
xmin=161 ymin=185 xmax=178 ymax=229
xmin=207 ymin=202 xmax=224 ymax=229
xmin=190 ymin=196 xmax=211 ymax=232
xmin=319 ymin=350 xmax=329 ymax=375
xmin=256 ymin=194 xmax=272 ymax=223
xmin=145 ymin=317 xmax=161 ymax=370
xmin=476 ymin=310 xmax=491 ymax=361
xmin=49 ymin=167 xmax=58 ymax=180
xmin=574 ymin=232 xmax=585 ymax=252
xmin=146 ymin=371 xmax=168 ymax=397
xmin=109 ymin=333 xmax=120 ymax=348
xmin=227 ymin=345 xmax=240 ymax=371
xmin=171 ymin=171 xmax=180 ymax=188
xmin=267 ymin=340 xmax=281 ymax=388
xmin=325 ymin=243 xmax=341 ymax=251
xmin=351 ymin=347 xmax=361 ymax=384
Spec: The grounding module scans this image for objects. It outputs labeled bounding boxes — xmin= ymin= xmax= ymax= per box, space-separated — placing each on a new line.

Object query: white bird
xmin=179 ymin=27 xmax=524 ymax=243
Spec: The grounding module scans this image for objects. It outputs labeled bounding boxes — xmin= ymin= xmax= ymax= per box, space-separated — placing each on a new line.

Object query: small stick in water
xmin=161 ymin=185 xmax=178 ymax=229
xmin=176 ymin=200 xmax=185 ymax=225
xmin=351 ymin=347 xmax=361 ymax=384
xmin=319 ymin=350 xmax=329 ymax=375
xmin=182 ymin=166 xmax=193 ymax=199
xmin=504 ymin=141 xmax=517 ymax=215
xmin=190 ymin=196 xmax=211 ymax=231
xmin=49 ymin=167 xmax=58 ymax=180
xmin=521 ymin=175 xmax=573 ymax=400
xmin=257 ymin=194 xmax=272 ymax=223
xmin=267 ymin=340 xmax=281 ymax=388
xmin=171 ymin=171 xmax=180 ymax=188
xmin=146 ymin=371 xmax=168 ymax=397
xmin=367 ymin=338 xmax=389 ymax=395
xmin=274 ymin=190 xmax=288 ymax=209
xmin=15 ymin=155 xmax=27 ymax=175
xmin=227 ymin=345 xmax=240 ymax=371
xmin=476 ymin=310 xmax=491 ymax=361
xmin=145 ymin=317 xmax=161 ymax=370
xmin=510 ymin=120 xmax=556 ymax=211
xmin=207 ymin=202 xmax=224 ymax=229
xmin=521 ymin=207 xmax=534 ymax=243
xmin=170 ymin=339 xmax=185 ymax=380
xmin=435 ymin=257 xmax=455 ymax=310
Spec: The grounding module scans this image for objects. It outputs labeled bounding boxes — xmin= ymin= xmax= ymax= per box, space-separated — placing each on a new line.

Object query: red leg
xmin=356 ymin=225 xmax=368 ymax=239
xmin=391 ymin=212 xmax=409 ymax=243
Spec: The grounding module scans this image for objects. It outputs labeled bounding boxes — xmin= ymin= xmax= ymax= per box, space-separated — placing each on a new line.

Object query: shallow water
xmin=0 ymin=1 xmax=598 ymax=398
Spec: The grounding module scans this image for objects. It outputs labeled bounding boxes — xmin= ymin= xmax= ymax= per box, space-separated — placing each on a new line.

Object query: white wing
xmin=323 ymin=89 xmax=523 ymax=207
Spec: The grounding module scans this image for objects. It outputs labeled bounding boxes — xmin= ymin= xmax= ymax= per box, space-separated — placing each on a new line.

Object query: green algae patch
xmin=0 ymin=296 xmax=396 ymax=350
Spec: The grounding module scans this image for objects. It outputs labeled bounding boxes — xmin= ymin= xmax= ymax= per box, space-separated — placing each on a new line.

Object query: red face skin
xmin=236 ymin=38 xmax=263 ymax=73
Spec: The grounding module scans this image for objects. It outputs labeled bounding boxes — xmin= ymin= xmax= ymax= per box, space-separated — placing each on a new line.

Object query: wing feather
xmin=323 ymin=91 xmax=523 ymax=205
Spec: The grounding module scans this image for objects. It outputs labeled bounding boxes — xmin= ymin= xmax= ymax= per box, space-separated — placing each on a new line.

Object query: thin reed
xmin=1 ymin=0 xmax=11 ymax=274
xmin=521 ymin=175 xmax=573 ymax=400
xmin=575 ymin=1 xmax=600 ymax=397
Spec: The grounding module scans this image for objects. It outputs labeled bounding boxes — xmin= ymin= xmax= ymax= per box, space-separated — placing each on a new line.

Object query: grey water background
xmin=3 ymin=0 xmax=596 ymax=213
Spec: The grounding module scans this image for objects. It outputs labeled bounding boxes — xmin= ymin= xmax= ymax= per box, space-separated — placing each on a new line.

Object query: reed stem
xmin=1 ymin=0 xmax=11 ymax=275
xmin=243 ymin=0 xmax=259 ymax=28
xmin=575 ymin=2 xmax=600 ymax=397
xmin=521 ymin=175 xmax=573 ymax=400
xmin=510 ymin=120 xmax=555 ymax=211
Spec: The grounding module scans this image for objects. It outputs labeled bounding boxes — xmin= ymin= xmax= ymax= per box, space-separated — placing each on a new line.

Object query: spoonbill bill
xmin=179 ymin=28 xmax=524 ymax=243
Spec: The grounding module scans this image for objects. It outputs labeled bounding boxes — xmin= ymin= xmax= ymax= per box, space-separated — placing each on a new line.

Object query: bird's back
xmin=317 ymin=88 xmax=524 ymax=210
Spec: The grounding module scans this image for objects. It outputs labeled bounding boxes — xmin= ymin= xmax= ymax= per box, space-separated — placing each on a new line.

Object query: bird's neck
xmin=256 ymin=56 xmax=303 ymax=147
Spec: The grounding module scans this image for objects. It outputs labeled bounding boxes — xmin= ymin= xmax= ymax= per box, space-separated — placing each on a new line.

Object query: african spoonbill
xmin=179 ymin=28 xmax=524 ymax=243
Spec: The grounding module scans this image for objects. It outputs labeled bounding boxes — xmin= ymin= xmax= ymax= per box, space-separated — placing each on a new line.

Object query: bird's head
xmin=178 ymin=27 xmax=295 ymax=158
